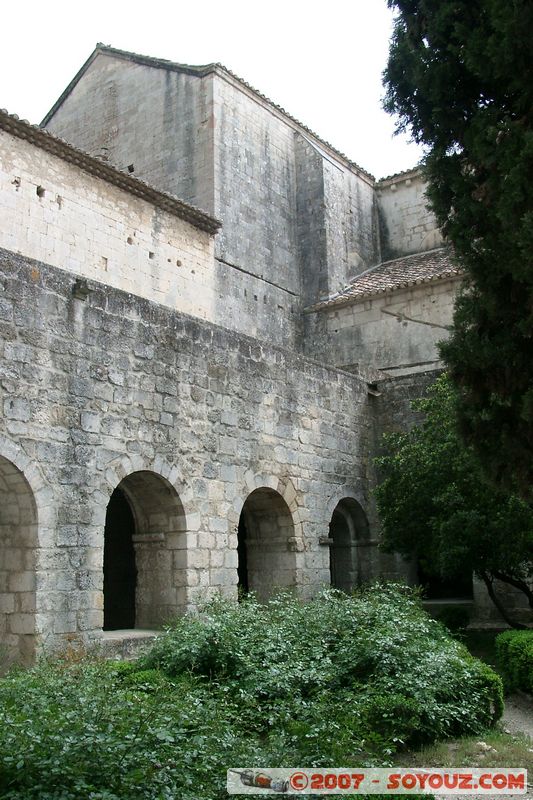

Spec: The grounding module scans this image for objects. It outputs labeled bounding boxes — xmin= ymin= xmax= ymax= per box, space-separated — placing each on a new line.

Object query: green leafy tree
xmin=383 ymin=0 xmax=533 ymax=499
xmin=375 ymin=375 xmax=533 ymax=628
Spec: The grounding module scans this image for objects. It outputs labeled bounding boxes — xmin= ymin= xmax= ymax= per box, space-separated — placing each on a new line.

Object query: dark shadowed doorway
xmin=103 ymin=487 xmax=137 ymax=630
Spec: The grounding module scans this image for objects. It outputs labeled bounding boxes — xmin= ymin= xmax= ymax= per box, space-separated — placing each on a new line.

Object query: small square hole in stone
xmin=36 ymin=186 xmax=45 ymax=198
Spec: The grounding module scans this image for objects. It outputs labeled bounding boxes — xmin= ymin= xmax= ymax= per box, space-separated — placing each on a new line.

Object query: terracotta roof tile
xmin=307 ymin=248 xmax=461 ymax=311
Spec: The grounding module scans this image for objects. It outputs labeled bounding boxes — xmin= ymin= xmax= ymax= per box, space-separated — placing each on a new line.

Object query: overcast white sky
xmin=0 ymin=0 xmax=424 ymax=179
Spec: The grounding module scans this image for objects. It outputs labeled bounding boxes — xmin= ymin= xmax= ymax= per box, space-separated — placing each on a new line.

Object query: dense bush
xmin=143 ymin=584 xmax=503 ymax=741
xmin=496 ymin=630 xmax=533 ymax=694
xmin=0 ymin=586 xmax=503 ymax=799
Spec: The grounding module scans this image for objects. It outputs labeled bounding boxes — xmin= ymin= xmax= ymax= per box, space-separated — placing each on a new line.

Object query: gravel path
xmin=434 ymin=694 xmax=533 ymax=800
xmin=501 ymin=693 xmax=533 ymax=742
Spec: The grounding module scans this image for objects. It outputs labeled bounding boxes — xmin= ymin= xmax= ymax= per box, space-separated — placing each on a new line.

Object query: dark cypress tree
xmin=383 ymin=0 xmax=533 ymax=499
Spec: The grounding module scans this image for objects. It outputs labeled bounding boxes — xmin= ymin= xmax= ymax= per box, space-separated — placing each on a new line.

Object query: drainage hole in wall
xmin=36 ymin=185 xmax=45 ymax=198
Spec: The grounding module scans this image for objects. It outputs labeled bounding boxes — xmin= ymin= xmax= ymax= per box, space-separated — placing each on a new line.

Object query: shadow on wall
xmin=328 ymin=497 xmax=370 ymax=593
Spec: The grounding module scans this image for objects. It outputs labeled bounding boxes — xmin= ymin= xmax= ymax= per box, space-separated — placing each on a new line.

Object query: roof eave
xmin=305 ymin=271 xmax=462 ymax=313
xmin=41 ymin=44 xmax=375 ymax=184
xmin=1 ymin=109 xmax=221 ymax=235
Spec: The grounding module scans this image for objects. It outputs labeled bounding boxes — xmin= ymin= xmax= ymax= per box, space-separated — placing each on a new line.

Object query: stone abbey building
xmin=0 ymin=45 xmax=484 ymax=663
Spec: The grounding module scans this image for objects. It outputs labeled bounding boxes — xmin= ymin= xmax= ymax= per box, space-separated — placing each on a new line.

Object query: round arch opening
xmin=103 ymin=470 xmax=186 ymax=630
xmin=237 ymin=487 xmax=296 ymax=600
xmin=328 ymin=497 xmax=369 ymax=593
xmin=0 ymin=455 xmax=38 ymax=663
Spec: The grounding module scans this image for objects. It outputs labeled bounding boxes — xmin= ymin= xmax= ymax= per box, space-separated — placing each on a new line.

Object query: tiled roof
xmin=376 ymin=167 xmax=423 ymax=185
xmin=0 ymin=109 xmax=221 ymax=235
xmin=42 ymin=44 xmax=375 ymax=184
xmin=307 ymin=248 xmax=461 ymax=311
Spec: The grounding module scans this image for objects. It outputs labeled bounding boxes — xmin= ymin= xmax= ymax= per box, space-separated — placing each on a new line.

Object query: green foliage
xmin=0 ymin=587 xmax=502 ymax=799
xmin=375 ymin=374 xmax=533 ymax=626
xmin=383 ymin=0 xmax=533 ymax=498
xmin=143 ymin=586 xmax=502 ymax=745
xmin=0 ymin=585 xmax=501 ymax=800
xmin=495 ymin=630 xmax=533 ymax=694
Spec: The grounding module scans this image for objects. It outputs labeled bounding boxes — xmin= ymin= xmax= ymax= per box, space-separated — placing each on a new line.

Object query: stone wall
xmin=377 ymin=171 xmax=443 ymax=260
xmin=44 ymin=52 xmax=216 ymax=215
xmin=43 ymin=49 xmax=381 ymax=339
xmin=305 ymin=278 xmax=459 ymax=374
xmin=43 ymin=55 xmax=304 ymax=348
xmin=0 ymin=126 xmax=305 ymax=349
xmin=372 ymin=369 xmax=442 ymax=437
xmin=0 ymin=248 xmax=376 ymax=660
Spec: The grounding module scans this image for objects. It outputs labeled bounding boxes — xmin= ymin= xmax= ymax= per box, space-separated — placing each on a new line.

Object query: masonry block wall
xmin=377 ymin=171 xmax=443 ymax=260
xmin=305 ymin=278 xmax=460 ymax=374
xmin=0 ymin=129 xmax=216 ymax=320
xmin=0 ymin=125 xmax=303 ymax=349
xmin=0 ymin=248 xmax=376 ymax=659
xmin=43 ymin=53 xmax=216 ymax=215
xmin=43 ymin=48 xmax=381 ymax=333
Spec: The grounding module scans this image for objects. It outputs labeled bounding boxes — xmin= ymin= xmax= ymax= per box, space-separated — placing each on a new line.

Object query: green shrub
xmin=143 ymin=584 xmax=502 ymax=742
xmin=496 ymin=630 xmax=533 ymax=694
xmin=0 ymin=585 xmax=502 ymax=799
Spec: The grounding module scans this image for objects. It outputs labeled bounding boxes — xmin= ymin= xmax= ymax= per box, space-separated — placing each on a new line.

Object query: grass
xmin=395 ymin=729 xmax=533 ymax=771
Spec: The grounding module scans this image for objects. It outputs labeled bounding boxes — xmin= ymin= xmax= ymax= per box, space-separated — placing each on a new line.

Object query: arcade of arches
xmin=0 ymin=456 xmax=374 ymax=661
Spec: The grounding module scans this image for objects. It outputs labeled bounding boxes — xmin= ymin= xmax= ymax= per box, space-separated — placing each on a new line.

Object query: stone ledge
xmin=100 ymin=629 xmax=160 ymax=660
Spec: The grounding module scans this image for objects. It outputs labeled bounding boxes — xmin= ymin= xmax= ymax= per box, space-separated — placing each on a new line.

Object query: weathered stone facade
xmin=3 ymin=44 xmax=506 ymax=663
xmin=0 ymin=243 xmax=378 ymax=661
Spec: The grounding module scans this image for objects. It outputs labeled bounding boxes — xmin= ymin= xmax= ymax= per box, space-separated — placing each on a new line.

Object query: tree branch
xmin=492 ymin=571 xmax=533 ymax=610
xmin=480 ymin=571 xmax=527 ymax=629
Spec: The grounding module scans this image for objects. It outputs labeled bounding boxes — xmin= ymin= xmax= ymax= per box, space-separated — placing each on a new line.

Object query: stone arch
xmin=103 ymin=466 xmax=188 ymax=630
xmin=0 ymin=436 xmax=55 ymax=663
xmin=0 ymin=454 xmax=38 ymax=662
xmin=328 ymin=496 xmax=370 ymax=593
xmin=236 ymin=476 xmax=300 ymax=600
